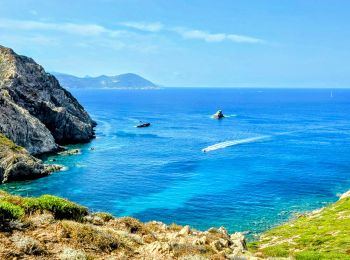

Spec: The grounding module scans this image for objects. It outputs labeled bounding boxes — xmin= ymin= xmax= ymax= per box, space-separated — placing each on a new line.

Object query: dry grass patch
xmin=11 ymin=233 xmax=45 ymax=255
xmin=60 ymin=220 xmax=123 ymax=252
xmin=59 ymin=247 xmax=87 ymax=260
xmin=111 ymin=216 xmax=146 ymax=234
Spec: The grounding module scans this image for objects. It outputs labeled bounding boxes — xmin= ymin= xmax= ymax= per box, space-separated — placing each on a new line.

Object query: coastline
xmin=1 ymin=188 xmax=349 ymax=259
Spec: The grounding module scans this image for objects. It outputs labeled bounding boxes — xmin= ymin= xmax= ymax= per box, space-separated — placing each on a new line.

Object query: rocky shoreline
xmin=0 ymin=133 xmax=62 ymax=184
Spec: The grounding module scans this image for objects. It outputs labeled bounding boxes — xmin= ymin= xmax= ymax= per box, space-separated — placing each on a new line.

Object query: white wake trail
xmin=201 ymin=125 xmax=329 ymax=153
xmin=202 ymin=135 xmax=270 ymax=152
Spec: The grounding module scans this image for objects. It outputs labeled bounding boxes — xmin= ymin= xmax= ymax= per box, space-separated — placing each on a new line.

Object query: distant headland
xmin=53 ymin=72 xmax=160 ymax=90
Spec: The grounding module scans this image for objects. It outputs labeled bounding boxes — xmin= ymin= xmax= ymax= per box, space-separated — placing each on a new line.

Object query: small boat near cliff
xmin=136 ymin=122 xmax=151 ymax=128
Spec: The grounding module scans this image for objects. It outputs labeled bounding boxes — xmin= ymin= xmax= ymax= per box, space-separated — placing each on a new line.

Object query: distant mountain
xmin=53 ymin=72 xmax=159 ymax=89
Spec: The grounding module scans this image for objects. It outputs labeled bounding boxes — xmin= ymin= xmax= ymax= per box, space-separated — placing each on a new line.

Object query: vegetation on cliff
xmin=250 ymin=194 xmax=350 ymax=259
xmin=0 ymin=133 xmax=23 ymax=152
xmin=0 ymin=190 xmax=250 ymax=259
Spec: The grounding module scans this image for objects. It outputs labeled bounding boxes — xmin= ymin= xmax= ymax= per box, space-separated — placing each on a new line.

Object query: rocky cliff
xmin=0 ymin=45 xmax=96 ymax=154
xmin=0 ymin=133 xmax=60 ymax=183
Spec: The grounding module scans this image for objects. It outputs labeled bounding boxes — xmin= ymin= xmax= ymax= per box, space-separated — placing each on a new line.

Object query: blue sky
xmin=0 ymin=0 xmax=349 ymax=87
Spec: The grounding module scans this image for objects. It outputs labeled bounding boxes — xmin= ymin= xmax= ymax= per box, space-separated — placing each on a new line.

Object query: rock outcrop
xmin=0 ymin=45 xmax=96 ymax=154
xmin=213 ymin=110 xmax=224 ymax=119
xmin=0 ymin=133 xmax=61 ymax=183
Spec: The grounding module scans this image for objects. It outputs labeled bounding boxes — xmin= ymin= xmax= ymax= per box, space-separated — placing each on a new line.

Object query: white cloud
xmin=0 ymin=19 xmax=119 ymax=36
xmin=173 ymin=27 xmax=264 ymax=44
xmin=120 ymin=21 xmax=163 ymax=32
xmin=120 ymin=21 xmax=265 ymax=44
xmin=227 ymin=34 xmax=264 ymax=44
xmin=0 ymin=18 xmax=265 ymax=47
xmin=172 ymin=28 xmax=226 ymax=42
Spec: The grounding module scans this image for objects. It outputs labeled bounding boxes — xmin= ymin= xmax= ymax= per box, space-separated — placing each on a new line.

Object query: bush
xmin=0 ymin=201 xmax=25 ymax=221
xmin=22 ymin=197 xmax=41 ymax=214
xmin=35 ymin=195 xmax=88 ymax=221
xmin=1 ymin=193 xmax=88 ymax=221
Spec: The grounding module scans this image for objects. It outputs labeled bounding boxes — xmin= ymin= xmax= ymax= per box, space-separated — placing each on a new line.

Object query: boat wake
xmin=202 ymin=135 xmax=270 ymax=152
xmin=202 ymin=126 xmax=329 ymax=153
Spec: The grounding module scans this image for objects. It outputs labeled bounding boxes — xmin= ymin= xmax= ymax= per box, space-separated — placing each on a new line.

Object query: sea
xmin=2 ymin=87 xmax=350 ymax=237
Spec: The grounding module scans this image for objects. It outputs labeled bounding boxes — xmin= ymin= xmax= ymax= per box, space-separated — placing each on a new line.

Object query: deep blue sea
xmin=2 ymin=88 xmax=350 ymax=236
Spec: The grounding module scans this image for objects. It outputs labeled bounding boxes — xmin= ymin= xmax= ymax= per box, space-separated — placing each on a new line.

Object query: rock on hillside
xmin=0 ymin=133 xmax=61 ymax=183
xmin=0 ymin=45 xmax=96 ymax=154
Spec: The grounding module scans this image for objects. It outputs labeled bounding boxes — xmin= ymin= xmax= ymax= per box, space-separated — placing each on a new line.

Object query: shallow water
xmin=2 ymin=88 xmax=350 ymax=236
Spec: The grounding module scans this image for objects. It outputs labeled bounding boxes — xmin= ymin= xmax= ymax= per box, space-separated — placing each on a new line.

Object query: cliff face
xmin=0 ymin=45 xmax=96 ymax=154
xmin=0 ymin=134 xmax=60 ymax=183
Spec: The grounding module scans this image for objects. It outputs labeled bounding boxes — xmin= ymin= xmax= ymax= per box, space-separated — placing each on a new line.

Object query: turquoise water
xmin=2 ymin=88 xmax=350 ymax=236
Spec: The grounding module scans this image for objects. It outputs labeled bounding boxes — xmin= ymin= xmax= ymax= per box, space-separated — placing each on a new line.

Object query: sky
xmin=0 ymin=0 xmax=349 ymax=88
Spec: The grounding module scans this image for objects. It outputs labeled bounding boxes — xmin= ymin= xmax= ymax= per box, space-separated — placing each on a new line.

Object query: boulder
xmin=213 ymin=110 xmax=224 ymax=119
xmin=0 ymin=133 xmax=61 ymax=183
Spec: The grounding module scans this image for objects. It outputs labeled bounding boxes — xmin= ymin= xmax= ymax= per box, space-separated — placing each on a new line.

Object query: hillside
xmin=2 ymin=189 xmax=350 ymax=259
xmin=54 ymin=73 xmax=159 ymax=89
xmin=250 ymin=192 xmax=350 ymax=259
xmin=0 ymin=190 xmax=250 ymax=259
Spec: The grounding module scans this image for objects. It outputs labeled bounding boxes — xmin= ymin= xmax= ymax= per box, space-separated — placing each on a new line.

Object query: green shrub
xmin=0 ymin=201 xmax=25 ymax=221
xmin=35 ymin=195 xmax=88 ymax=221
xmin=0 ymin=193 xmax=88 ymax=221
xmin=22 ymin=197 xmax=41 ymax=214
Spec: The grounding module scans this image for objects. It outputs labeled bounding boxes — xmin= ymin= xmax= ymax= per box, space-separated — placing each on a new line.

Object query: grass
xmin=295 ymin=251 xmax=350 ymax=260
xmin=0 ymin=133 xmax=23 ymax=152
xmin=0 ymin=200 xmax=25 ymax=221
xmin=0 ymin=191 xmax=88 ymax=221
xmin=60 ymin=220 xmax=122 ymax=252
xmin=250 ymin=196 xmax=350 ymax=258
xmin=32 ymin=195 xmax=88 ymax=221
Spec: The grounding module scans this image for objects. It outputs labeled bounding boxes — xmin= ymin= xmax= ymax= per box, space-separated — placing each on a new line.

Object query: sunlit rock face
xmin=0 ymin=45 xmax=96 ymax=154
